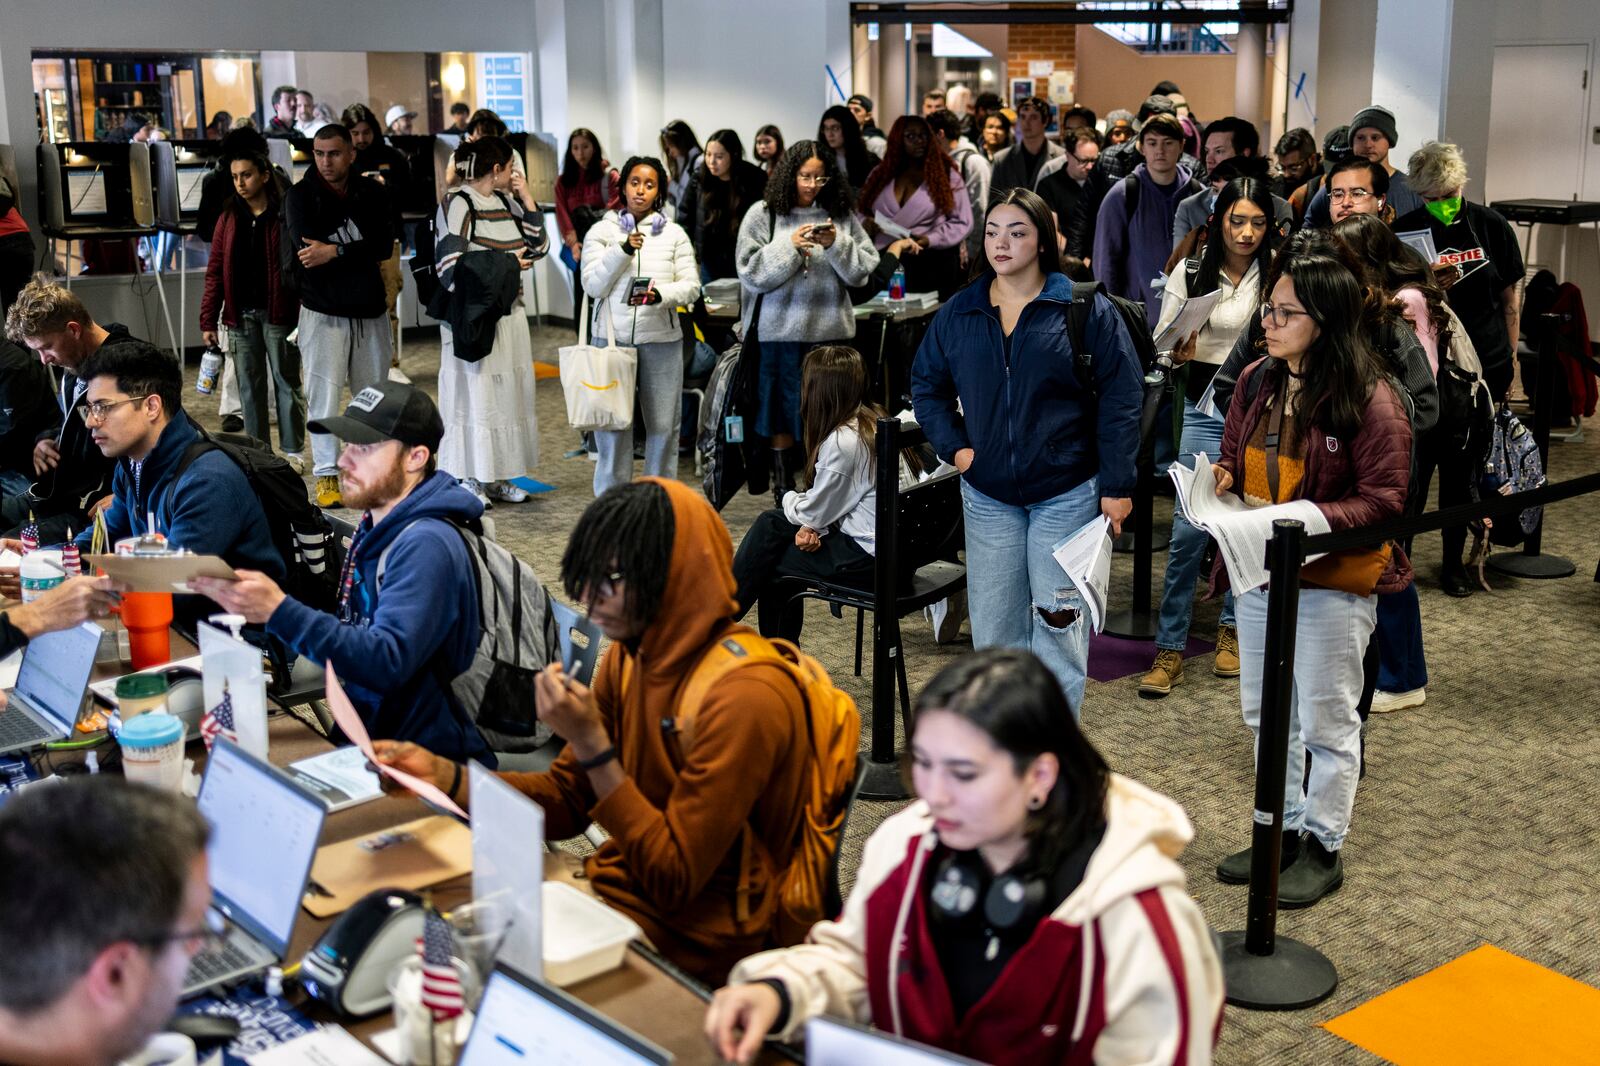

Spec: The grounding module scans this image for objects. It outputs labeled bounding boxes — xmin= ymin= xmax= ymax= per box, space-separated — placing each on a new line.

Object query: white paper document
xmin=1195 ymin=374 xmax=1224 ymax=421
xmin=287 ymin=746 xmax=385 ymax=812
xmin=246 ymin=1025 xmax=389 ymax=1065
xmin=1394 ymin=228 xmax=1439 ymax=265
xmin=1153 ymin=288 xmax=1222 ymax=353
xmin=1051 ymin=515 xmax=1113 ymax=634
xmin=873 ymin=211 xmax=914 ymax=240
xmin=1169 ymin=454 xmax=1330 ymax=593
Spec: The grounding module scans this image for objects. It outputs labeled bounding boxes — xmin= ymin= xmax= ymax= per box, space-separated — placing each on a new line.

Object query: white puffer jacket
xmin=581 ymin=210 xmax=701 ymax=346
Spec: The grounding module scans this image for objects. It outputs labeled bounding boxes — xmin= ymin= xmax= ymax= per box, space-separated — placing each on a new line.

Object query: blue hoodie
xmin=77 ymin=410 xmax=285 ymax=626
xmin=911 ymin=272 xmax=1144 ymax=507
xmin=1091 ymin=162 xmax=1198 ymax=330
xmin=267 ymin=472 xmax=492 ymax=766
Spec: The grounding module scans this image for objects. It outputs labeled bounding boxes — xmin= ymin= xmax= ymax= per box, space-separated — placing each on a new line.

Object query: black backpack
xmin=410 ymin=189 xmax=515 ymax=311
xmin=176 ymin=430 xmax=339 ymax=613
xmin=1064 ymin=279 xmax=1159 ymax=384
xmin=1120 ymin=172 xmax=1203 ymax=224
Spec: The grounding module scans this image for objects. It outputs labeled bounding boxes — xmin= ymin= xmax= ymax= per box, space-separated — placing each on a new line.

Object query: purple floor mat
xmin=1088 ymin=631 xmax=1216 ymax=683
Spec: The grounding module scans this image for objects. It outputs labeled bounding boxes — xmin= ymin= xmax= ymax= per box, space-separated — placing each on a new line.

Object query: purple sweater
xmin=1091 ymin=163 xmax=1195 ymax=329
xmin=866 ymin=168 xmax=972 ymax=251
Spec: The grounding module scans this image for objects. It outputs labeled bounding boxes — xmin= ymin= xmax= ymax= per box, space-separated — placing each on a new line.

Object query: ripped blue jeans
xmin=961 ymin=476 xmax=1098 ymax=717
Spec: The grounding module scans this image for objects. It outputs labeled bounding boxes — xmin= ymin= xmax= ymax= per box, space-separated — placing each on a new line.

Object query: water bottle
xmin=888 ymin=265 xmax=906 ymax=304
xmin=196 ymin=346 xmax=224 ymax=395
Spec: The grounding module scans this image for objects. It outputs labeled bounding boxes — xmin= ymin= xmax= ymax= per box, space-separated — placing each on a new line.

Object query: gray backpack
xmin=378 ymin=518 xmax=559 ymax=753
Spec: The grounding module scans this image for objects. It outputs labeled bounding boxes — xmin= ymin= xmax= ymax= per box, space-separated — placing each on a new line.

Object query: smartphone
xmin=810 ymin=221 xmax=836 ymax=238
xmin=627 ymin=276 xmax=655 ymax=305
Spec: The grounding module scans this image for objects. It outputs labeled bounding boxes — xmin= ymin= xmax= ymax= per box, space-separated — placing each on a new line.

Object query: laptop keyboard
xmin=186 ymin=938 xmax=260 ymax=987
xmin=0 ymin=710 xmax=51 ymax=748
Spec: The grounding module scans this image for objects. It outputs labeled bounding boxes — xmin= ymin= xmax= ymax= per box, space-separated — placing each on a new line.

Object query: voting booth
xmin=36 ymin=140 xmax=155 ymax=240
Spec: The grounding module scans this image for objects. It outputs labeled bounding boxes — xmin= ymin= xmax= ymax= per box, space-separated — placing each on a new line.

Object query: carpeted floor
xmin=198 ymin=325 xmax=1600 ymax=1063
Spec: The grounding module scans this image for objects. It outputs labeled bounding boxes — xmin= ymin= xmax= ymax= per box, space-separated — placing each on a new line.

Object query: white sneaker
xmin=1371 ymin=687 xmax=1426 ymax=714
xmin=282 ymin=452 xmax=306 ymax=475
xmin=488 ymin=480 xmax=529 ymax=503
xmin=461 ymin=478 xmax=494 ymax=509
xmin=388 ymin=365 xmax=412 ymax=384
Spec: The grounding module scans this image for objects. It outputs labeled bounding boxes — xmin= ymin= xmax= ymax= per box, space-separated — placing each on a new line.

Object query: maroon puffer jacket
xmin=199 ymin=201 xmax=299 ymax=331
xmin=1209 ymin=356 xmax=1414 ymax=596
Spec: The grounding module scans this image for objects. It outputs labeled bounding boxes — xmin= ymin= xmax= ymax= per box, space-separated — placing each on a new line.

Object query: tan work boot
xmin=1214 ymin=624 xmax=1241 ymax=678
xmin=1138 ymin=649 xmax=1185 ymax=698
xmin=316 ymin=475 xmax=343 ymax=508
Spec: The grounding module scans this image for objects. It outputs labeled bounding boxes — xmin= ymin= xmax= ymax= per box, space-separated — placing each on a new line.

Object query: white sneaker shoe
xmin=488 ymin=480 xmax=529 ymax=503
xmin=388 ymin=365 xmax=412 ymax=384
xmin=926 ymin=590 xmax=968 ymax=644
xmin=461 ymin=478 xmax=494 ymax=509
xmin=1371 ymin=687 xmax=1426 ymax=714
xmin=282 ymin=452 xmax=306 ymax=474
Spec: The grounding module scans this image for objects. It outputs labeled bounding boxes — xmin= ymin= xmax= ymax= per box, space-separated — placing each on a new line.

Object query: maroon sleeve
xmin=198 ymin=212 xmax=227 ymax=332
xmin=1216 ymin=359 xmax=1261 ymax=485
xmin=1313 ymin=379 xmax=1412 ymax=531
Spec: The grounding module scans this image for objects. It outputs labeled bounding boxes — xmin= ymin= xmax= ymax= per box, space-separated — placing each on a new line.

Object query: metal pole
xmin=1489 ymin=312 xmax=1575 ymax=578
xmin=859 ymin=416 xmax=909 ymax=800
xmin=1218 ymin=518 xmax=1338 ymax=1010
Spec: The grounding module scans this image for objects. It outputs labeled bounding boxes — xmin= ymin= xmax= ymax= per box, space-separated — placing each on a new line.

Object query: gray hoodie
xmin=735 ymin=203 xmax=879 ymax=343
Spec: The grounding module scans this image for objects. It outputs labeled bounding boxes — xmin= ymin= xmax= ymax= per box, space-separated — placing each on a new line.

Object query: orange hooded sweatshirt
xmin=503 ymin=478 xmax=808 ymax=982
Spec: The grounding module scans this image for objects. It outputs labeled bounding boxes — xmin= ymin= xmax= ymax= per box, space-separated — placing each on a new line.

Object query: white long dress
xmin=436 ymin=186 xmax=542 ymax=482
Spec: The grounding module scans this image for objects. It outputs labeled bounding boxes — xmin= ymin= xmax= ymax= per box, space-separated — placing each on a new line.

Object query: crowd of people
xmin=0 ymin=70 xmax=1538 ymax=1066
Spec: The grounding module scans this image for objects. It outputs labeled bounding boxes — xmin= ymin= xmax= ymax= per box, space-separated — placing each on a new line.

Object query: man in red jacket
xmin=199 ymin=151 xmax=306 ymax=467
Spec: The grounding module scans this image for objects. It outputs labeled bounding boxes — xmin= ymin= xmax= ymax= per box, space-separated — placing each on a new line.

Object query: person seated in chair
xmin=706 ymin=649 xmax=1223 ymax=1065
xmin=64 ymin=343 xmax=283 ymax=627
xmin=0 ymin=778 xmax=212 ymax=1066
xmin=371 ymin=479 xmax=814 ymax=984
xmin=193 ymin=382 xmax=493 ymax=766
xmin=731 ymin=345 xmax=922 ymax=643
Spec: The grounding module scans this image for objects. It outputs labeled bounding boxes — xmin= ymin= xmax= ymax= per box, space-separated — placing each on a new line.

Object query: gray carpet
xmin=198 ymin=326 xmax=1600 ymax=1062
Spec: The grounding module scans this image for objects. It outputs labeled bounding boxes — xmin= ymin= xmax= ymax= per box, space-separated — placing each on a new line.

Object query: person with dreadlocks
xmin=858 ymin=115 xmax=972 ymax=301
xmin=373 ymin=478 xmax=812 ymax=984
xmin=193 ymin=381 xmax=496 ymax=767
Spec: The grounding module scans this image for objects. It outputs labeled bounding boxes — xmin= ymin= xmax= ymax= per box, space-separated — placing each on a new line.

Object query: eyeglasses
xmin=1260 ymin=302 xmax=1312 ymax=327
xmin=135 ymin=908 xmax=226 ymax=957
xmin=77 ymin=396 xmax=147 ymax=424
xmin=796 ymin=175 xmax=831 ymax=187
xmin=596 ymin=570 xmax=625 ymax=599
xmin=1328 ymin=188 xmax=1375 ymax=204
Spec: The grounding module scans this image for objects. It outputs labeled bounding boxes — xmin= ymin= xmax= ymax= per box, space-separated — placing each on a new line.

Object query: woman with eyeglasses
xmin=816 ymin=106 xmax=879 ymax=192
xmin=1209 ymin=250 xmax=1413 ymax=908
xmin=735 ymin=142 xmax=879 ymax=502
xmin=705 ymin=649 xmax=1223 ymax=1066
xmin=858 ymin=116 xmax=972 ymax=301
xmin=1139 ymin=176 xmax=1279 ymax=700
xmin=679 ymin=130 xmax=768 ymax=283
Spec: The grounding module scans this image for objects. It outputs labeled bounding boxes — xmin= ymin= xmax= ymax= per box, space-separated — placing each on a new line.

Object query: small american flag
xmin=19 ymin=514 xmax=38 ymax=556
xmin=417 ymin=906 xmax=464 ymax=1019
xmin=199 ymin=681 xmax=236 ymax=752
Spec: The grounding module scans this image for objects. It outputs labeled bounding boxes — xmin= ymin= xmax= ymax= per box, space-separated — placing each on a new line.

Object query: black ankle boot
xmin=771 ymin=448 xmax=792 ymax=505
xmin=1216 ymin=830 xmax=1301 ymax=885
xmin=1278 ymin=835 xmax=1344 ymax=908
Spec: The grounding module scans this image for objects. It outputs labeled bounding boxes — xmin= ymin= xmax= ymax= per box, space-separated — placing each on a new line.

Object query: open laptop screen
xmin=196 ymin=739 xmax=325 ymax=956
xmin=460 ymin=965 xmax=671 ymax=1065
xmin=13 ymin=622 xmax=101 ymax=732
xmin=805 ymin=1017 xmax=983 ymax=1065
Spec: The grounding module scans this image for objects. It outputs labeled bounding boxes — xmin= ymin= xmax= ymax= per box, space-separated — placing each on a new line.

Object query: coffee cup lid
xmin=118 ymin=712 xmax=184 ymax=748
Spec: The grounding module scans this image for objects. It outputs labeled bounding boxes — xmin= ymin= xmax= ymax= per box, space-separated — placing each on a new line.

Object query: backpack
xmin=1478 ymin=405 xmax=1545 ymax=546
xmin=376 ymin=518 xmax=560 ymax=753
xmin=1437 ymin=305 xmax=1495 ymax=473
xmin=1120 ymin=171 xmax=1203 ymax=224
xmin=1064 ymin=278 xmax=1159 ymax=384
xmin=176 ymin=431 xmax=338 ymax=613
xmin=699 ymin=340 xmax=752 ymax=510
xmin=663 ymin=631 xmax=860 ymax=945
xmin=410 ymin=189 xmax=514 ymax=312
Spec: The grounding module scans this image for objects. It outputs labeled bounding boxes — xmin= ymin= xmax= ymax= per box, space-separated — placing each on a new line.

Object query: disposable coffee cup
xmin=115 ymin=672 xmax=169 ymax=720
xmin=118 ymin=713 xmax=185 ymax=791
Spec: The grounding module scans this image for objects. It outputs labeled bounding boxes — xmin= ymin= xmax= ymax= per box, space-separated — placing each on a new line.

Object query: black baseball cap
xmin=847 ymin=94 xmax=873 ymax=112
xmin=308 ymin=381 xmax=444 ymax=452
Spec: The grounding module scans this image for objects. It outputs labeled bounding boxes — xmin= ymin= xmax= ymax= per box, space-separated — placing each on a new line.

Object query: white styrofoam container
xmin=542 ymin=881 xmax=642 ymax=987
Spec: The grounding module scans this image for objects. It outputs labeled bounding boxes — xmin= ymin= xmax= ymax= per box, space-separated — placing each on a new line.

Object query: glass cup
xmin=386 ymin=956 xmax=478 ymax=1065
xmin=445 ymin=895 xmax=514 ymax=1000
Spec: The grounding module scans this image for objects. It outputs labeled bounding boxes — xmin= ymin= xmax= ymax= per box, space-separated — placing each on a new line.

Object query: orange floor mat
xmin=1321 ymin=944 xmax=1600 ymax=1064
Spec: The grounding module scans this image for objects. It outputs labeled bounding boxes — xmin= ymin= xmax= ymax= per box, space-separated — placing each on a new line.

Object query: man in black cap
xmin=194 ymin=381 xmax=495 ymax=765
xmin=1303 ymin=104 xmax=1425 ymax=227
xmin=846 ymin=93 xmax=887 ymax=156
xmin=1094 ymin=94 xmax=1200 ymax=181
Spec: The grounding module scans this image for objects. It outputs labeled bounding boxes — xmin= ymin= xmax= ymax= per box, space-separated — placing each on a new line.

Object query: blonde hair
xmin=1407 ymin=140 xmax=1469 ymax=199
xmin=4 ymin=274 xmax=92 ymax=342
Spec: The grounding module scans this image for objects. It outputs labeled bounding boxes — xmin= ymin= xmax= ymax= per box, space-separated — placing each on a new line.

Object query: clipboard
xmin=551 ymin=600 xmax=601 ymax=687
xmin=86 ymin=553 xmax=238 ymax=593
xmin=301 ymin=814 xmax=473 ymax=918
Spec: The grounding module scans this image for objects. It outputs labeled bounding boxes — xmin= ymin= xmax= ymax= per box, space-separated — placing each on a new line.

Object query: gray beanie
xmin=1350 ymin=105 xmax=1398 ymax=148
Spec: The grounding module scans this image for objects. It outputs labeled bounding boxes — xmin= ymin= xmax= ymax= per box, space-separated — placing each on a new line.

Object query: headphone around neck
xmin=927 ymin=849 xmax=1049 ymax=932
xmin=618 ymin=210 xmax=667 ymax=236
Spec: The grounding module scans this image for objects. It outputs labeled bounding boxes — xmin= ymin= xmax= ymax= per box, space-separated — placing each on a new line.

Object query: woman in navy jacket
xmin=911 ymin=188 xmax=1143 ymax=714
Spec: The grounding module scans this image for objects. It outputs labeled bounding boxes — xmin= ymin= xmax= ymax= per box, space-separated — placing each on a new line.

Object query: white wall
xmin=295 ymin=52 xmax=371 ymax=118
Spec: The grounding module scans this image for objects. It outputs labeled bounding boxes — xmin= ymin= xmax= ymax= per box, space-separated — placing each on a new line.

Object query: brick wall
xmin=1006 ymin=17 xmax=1077 ymax=98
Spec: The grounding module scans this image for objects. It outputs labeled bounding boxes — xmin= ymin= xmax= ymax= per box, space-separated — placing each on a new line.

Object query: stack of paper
xmin=1169 ymin=454 xmax=1331 ymax=593
xmin=1051 ymin=515 xmax=1114 ymax=633
xmin=1153 ymin=289 xmax=1222 ymax=354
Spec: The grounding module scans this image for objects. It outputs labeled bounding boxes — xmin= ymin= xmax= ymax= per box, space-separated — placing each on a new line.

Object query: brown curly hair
xmin=857 ymin=115 xmax=957 ymax=217
xmin=4 ymin=274 xmax=92 ymax=342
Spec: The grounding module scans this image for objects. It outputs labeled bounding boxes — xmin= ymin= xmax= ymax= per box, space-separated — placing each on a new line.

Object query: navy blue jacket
xmin=267 ymin=472 xmax=492 ymax=766
xmin=77 ymin=411 xmax=286 ymax=624
xmin=911 ymin=272 xmax=1144 ymax=506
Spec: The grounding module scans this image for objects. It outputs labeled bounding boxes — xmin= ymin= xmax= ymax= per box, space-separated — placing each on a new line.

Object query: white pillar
xmin=1234 ymin=22 xmax=1266 ymax=128
xmin=1372 ymin=0 xmax=1451 ymax=162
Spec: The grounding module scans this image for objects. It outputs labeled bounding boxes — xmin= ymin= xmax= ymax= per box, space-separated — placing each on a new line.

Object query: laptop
xmin=459 ymin=963 xmax=672 ymax=1065
xmin=183 ymin=737 xmax=326 ymax=997
xmin=804 ymin=1017 xmax=983 ymax=1065
xmin=0 ymin=621 xmax=102 ymax=756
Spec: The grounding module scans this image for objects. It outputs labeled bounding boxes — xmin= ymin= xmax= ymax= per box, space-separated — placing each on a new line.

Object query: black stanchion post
xmin=1489 ymin=312 xmax=1576 ymax=578
xmin=859 ymin=417 xmax=909 ymax=800
xmin=1219 ymin=519 xmax=1339 ymax=1010
xmin=1105 ymin=368 xmax=1170 ymax=638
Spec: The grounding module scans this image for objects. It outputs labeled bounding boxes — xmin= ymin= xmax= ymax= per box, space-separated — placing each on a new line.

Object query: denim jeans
xmin=1236 ymin=586 xmax=1376 ymax=852
xmin=756 ymin=340 xmax=807 ymax=440
xmin=961 ymin=477 xmax=1100 ymax=716
xmin=1374 ymin=583 xmax=1428 ymax=693
xmin=231 ymin=310 xmax=306 ymax=454
xmin=594 ymin=339 xmax=682 ymax=497
xmin=1156 ymin=398 xmax=1234 ymax=650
